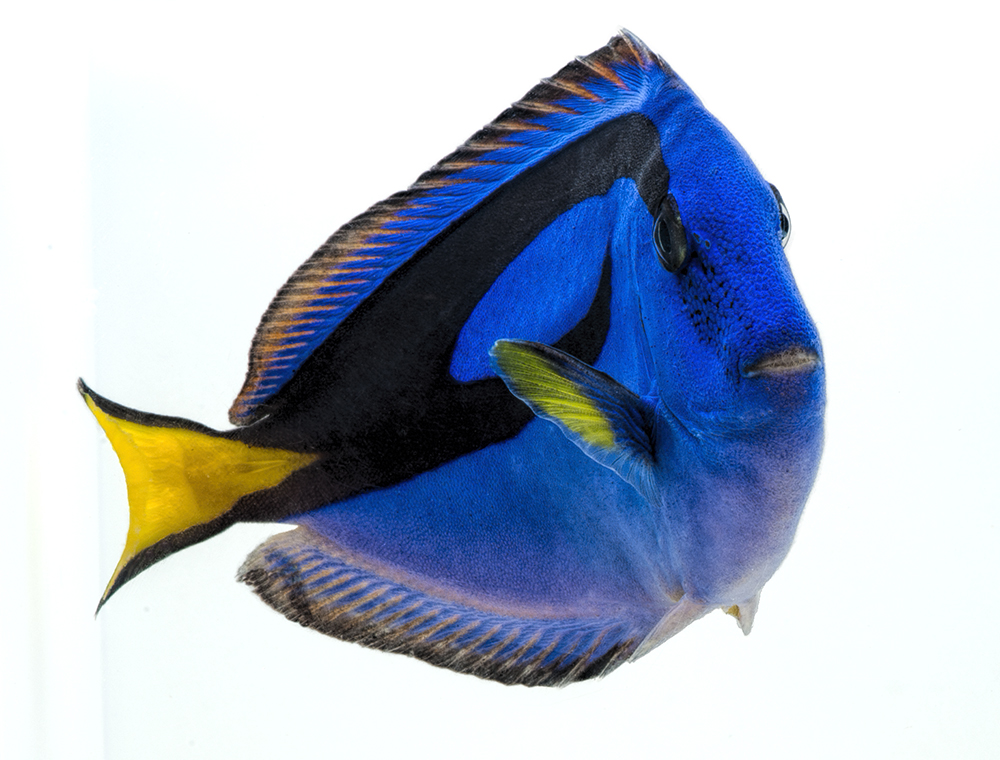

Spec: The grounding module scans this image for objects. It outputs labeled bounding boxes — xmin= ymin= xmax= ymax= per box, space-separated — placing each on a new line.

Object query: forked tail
xmin=79 ymin=380 xmax=319 ymax=611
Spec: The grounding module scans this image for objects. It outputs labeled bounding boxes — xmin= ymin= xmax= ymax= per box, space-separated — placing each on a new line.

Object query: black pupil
xmin=652 ymin=194 xmax=688 ymax=273
xmin=769 ymin=183 xmax=790 ymax=244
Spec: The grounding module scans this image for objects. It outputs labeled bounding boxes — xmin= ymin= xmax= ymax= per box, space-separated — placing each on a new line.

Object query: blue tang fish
xmin=83 ymin=31 xmax=825 ymax=686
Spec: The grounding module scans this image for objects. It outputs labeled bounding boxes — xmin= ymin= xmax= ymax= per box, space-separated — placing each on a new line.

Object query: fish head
xmin=630 ymin=94 xmax=826 ymax=605
xmin=634 ymin=96 xmax=824 ymax=431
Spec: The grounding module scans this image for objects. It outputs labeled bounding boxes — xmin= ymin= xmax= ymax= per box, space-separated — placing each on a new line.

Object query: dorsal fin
xmin=229 ymin=31 xmax=680 ymax=425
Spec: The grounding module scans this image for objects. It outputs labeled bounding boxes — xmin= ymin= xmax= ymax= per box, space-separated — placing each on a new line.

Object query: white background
xmin=3 ymin=1 xmax=998 ymax=757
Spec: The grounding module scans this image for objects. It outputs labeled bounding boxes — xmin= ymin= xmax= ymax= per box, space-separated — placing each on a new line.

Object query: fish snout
xmin=740 ymin=347 xmax=821 ymax=378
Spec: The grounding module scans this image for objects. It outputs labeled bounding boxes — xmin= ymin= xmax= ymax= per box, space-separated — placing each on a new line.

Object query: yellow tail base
xmin=84 ymin=389 xmax=319 ymax=607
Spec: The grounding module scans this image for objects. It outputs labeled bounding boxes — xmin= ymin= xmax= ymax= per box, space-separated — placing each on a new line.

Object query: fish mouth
xmin=741 ymin=347 xmax=821 ymax=378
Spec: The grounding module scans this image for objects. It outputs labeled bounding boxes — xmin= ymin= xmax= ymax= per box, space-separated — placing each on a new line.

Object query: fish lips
xmin=739 ymin=347 xmax=821 ymax=379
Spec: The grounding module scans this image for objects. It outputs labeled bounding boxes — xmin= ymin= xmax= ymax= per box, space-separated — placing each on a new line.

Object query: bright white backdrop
xmin=3 ymin=1 xmax=998 ymax=757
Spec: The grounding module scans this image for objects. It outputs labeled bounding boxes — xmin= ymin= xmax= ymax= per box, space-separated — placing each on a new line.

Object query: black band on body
xmin=232 ymin=113 xmax=669 ymax=521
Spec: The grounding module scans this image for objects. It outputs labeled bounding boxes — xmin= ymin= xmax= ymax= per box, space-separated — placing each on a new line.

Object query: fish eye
xmin=652 ymin=193 xmax=689 ymax=273
xmin=769 ymin=183 xmax=791 ymax=247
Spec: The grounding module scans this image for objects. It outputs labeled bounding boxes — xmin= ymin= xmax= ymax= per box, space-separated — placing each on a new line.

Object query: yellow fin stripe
xmin=85 ymin=393 xmax=319 ymax=600
xmin=494 ymin=345 xmax=614 ymax=449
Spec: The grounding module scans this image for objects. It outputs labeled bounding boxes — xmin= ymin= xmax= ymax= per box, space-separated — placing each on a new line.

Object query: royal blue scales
xmin=82 ymin=31 xmax=825 ymax=687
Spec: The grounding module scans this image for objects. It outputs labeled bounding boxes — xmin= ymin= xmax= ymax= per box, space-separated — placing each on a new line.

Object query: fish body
xmin=84 ymin=32 xmax=824 ymax=686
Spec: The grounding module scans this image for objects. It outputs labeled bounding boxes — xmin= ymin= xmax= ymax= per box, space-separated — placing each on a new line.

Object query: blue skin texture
xmin=90 ymin=33 xmax=825 ymax=685
xmin=290 ymin=43 xmax=824 ymax=666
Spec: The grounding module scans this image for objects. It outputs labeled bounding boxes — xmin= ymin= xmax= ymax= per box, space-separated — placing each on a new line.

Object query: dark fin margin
xmin=229 ymin=31 xmax=669 ymax=426
xmin=239 ymin=528 xmax=642 ymax=687
xmin=81 ymin=379 xmax=318 ymax=611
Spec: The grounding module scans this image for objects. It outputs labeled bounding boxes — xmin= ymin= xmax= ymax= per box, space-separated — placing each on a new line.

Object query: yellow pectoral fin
xmin=85 ymin=392 xmax=318 ymax=603
xmin=489 ymin=340 xmax=660 ymax=504
xmin=489 ymin=340 xmax=615 ymax=449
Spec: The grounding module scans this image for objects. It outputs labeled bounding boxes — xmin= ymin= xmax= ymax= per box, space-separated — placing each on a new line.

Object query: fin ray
xmin=229 ymin=31 xmax=674 ymax=425
xmin=489 ymin=340 xmax=659 ymax=501
xmin=239 ymin=527 xmax=644 ymax=686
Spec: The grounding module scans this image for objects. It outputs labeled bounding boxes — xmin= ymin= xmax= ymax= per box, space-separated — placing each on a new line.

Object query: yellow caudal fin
xmin=80 ymin=380 xmax=319 ymax=610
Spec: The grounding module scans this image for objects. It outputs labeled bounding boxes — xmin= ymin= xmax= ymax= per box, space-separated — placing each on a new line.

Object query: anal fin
xmin=239 ymin=527 xmax=643 ymax=687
